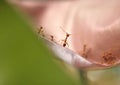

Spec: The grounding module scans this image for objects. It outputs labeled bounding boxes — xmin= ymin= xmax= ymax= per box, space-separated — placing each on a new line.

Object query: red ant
xmin=63 ymin=33 xmax=70 ymax=47
xmin=82 ymin=44 xmax=87 ymax=57
xmin=101 ymin=50 xmax=116 ymax=64
xmin=82 ymin=44 xmax=88 ymax=58
xmin=50 ymin=35 xmax=54 ymax=41
xmin=60 ymin=28 xmax=71 ymax=47
xmin=38 ymin=26 xmax=43 ymax=34
xmin=81 ymin=44 xmax=90 ymax=58
xmin=38 ymin=26 xmax=45 ymax=37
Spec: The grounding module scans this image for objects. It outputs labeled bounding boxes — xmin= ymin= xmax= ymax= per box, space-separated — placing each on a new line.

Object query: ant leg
xmin=65 ymin=42 xmax=69 ymax=47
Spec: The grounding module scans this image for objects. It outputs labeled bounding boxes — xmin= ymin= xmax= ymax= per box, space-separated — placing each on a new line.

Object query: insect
xmin=81 ymin=44 xmax=90 ymax=58
xmin=63 ymin=32 xmax=70 ymax=47
xmin=38 ymin=26 xmax=45 ymax=37
xmin=60 ymin=28 xmax=71 ymax=47
xmin=101 ymin=50 xmax=116 ymax=64
xmin=50 ymin=35 xmax=54 ymax=41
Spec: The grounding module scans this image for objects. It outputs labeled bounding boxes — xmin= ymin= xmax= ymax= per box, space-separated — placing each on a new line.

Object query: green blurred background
xmin=0 ymin=1 xmax=80 ymax=85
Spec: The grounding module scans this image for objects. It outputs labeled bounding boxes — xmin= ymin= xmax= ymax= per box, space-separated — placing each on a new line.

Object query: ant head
xmin=40 ymin=26 xmax=43 ymax=29
xmin=66 ymin=33 xmax=71 ymax=37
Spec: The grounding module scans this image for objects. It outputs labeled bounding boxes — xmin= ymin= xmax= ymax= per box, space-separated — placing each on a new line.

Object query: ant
xmin=50 ymin=35 xmax=54 ymax=41
xmin=38 ymin=26 xmax=45 ymax=37
xmin=101 ymin=50 xmax=116 ymax=64
xmin=81 ymin=44 xmax=90 ymax=58
xmin=82 ymin=44 xmax=87 ymax=57
xmin=60 ymin=28 xmax=71 ymax=47
xmin=63 ymin=33 xmax=70 ymax=47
